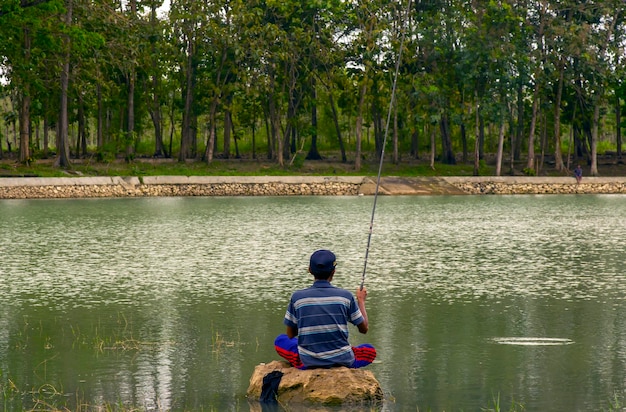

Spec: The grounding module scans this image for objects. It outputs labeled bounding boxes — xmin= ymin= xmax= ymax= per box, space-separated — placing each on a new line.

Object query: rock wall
xmin=1 ymin=176 xmax=626 ymax=199
xmin=451 ymin=182 xmax=626 ymax=195
xmin=0 ymin=183 xmax=361 ymax=199
xmin=443 ymin=176 xmax=626 ymax=195
xmin=0 ymin=176 xmax=362 ymax=199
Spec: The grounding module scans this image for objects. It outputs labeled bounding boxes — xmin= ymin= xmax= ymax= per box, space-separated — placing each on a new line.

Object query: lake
xmin=1 ymin=195 xmax=625 ymax=411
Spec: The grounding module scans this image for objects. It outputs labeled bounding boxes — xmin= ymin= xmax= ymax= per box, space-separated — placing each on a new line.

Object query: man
xmin=274 ymin=249 xmax=377 ymax=369
xmin=574 ymin=164 xmax=583 ymax=184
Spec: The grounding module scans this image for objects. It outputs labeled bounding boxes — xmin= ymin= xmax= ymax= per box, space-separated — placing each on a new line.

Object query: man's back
xmin=285 ymin=280 xmax=364 ymax=368
xmin=275 ymin=249 xmax=375 ymax=370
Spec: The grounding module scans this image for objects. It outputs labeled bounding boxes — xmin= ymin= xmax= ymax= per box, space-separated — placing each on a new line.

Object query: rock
xmin=246 ymin=361 xmax=383 ymax=408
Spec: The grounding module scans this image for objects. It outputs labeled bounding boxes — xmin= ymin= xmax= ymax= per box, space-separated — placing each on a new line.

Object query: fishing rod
xmin=360 ymin=0 xmax=411 ymax=291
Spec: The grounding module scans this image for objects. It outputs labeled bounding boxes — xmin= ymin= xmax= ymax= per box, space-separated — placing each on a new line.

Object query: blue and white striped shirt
xmin=284 ymin=280 xmax=364 ymax=368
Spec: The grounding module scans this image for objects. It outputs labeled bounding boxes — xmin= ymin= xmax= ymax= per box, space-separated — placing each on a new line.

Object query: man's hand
xmin=356 ymin=286 xmax=367 ymax=302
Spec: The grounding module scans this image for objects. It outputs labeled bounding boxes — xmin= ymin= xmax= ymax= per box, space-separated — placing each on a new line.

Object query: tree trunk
xmin=124 ymin=0 xmax=137 ymax=160
xmin=18 ymin=27 xmax=31 ymax=164
xmin=150 ymin=79 xmax=164 ymax=156
xmin=460 ymin=122 xmax=467 ymax=163
xmin=459 ymin=85 xmax=468 ymax=163
xmin=55 ymin=0 xmax=72 ymax=168
xmin=126 ymin=72 xmax=135 ymax=160
xmin=439 ymin=111 xmax=455 ymax=164
xmin=168 ymin=102 xmax=174 ymax=157
xmin=616 ymin=93 xmax=622 ymax=161
xmin=473 ymin=101 xmax=480 ymax=176
xmin=78 ymin=95 xmax=86 ymax=157
xmin=514 ymin=80 xmax=524 ymax=162
xmin=539 ymin=113 xmax=547 ymax=173
xmin=268 ymin=86 xmax=283 ymax=166
xmin=43 ymin=108 xmax=49 ymax=157
xmin=479 ymin=114 xmax=485 ymax=160
xmin=411 ymin=128 xmax=419 ymax=160
xmin=283 ymin=67 xmax=298 ymax=162
xmin=203 ymin=98 xmax=218 ymax=163
xmin=495 ymin=113 xmax=505 ymax=176
xmin=306 ymin=79 xmax=322 ymax=160
xmin=354 ymin=82 xmax=367 ymax=171
xmin=223 ymin=109 xmax=231 ymax=159
xmin=392 ymin=106 xmax=398 ymax=165
xmin=179 ymin=35 xmax=194 ymax=162
xmin=251 ymin=120 xmax=257 ymax=160
xmin=526 ymin=85 xmax=540 ymax=172
xmin=590 ymin=104 xmax=600 ymax=176
xmin=149 ymin=2 xmax=165 ymax=157
xmin=429 ymin=124 xmax=436 ymax=170
xmin=372 ymin=100 xmax=383 ymax=160
xmin=328 ymin=93 xmax=346 ymax=163
xmin=18 ymin=92 xmax=30 ymax=164
xmin=231 ymin=115 xmax=240 ymax=158
xmin=263 ymin=104 xmax=272 ymax=160
xmin=97 ymin=84 xmax=104 ymax=149
xmin=553 ymin=58 xmax=565 ymax=171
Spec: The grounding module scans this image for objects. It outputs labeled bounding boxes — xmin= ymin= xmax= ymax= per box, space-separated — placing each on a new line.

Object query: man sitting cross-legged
xmin=274 ymin=249 xmax=376 ymax=369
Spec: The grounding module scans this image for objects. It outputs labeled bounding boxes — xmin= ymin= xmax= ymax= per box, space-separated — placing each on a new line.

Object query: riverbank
xmin=1 ymin=175 xmax=626 ymax=199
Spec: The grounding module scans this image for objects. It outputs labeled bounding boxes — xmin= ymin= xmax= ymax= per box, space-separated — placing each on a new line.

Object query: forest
xmin=0 ymin=0 xmax=625 ymax=176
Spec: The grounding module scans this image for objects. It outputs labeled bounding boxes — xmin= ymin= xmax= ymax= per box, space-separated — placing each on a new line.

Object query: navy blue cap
xmin=309 ymin=250 xmax=337 ymax=275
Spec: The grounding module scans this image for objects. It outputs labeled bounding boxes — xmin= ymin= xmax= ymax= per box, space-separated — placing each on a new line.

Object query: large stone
xmin=246 ymin=361 xmax=383 ymax=408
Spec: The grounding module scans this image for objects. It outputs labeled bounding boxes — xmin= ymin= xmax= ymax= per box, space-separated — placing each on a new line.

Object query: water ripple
xmin=1 ymin=195 xmax=625 ymax=310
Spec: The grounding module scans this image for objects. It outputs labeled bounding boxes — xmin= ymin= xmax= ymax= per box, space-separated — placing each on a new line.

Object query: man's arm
xmin=355 ymin=287 xmax=369 ymax=334
xmin=286 ymin=325 xmax=298 ymax=339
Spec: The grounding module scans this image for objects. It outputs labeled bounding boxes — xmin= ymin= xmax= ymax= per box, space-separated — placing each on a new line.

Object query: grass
xmin=3 ymin=375 xmax=623 ymax=412
xmin=604 ymin=391 xmax=625 ymax=412
xmin=481 ymin=393 xmax=525 ymax=412
xmin=3 ymin=150 xmax=625 ymax=178
xmin=0 ymin=153 xmax=502 ymax=178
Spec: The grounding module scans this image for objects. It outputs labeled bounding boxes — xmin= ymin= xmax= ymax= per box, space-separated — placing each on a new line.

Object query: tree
xmin=55 ymin=0 xmax=72 ymax=167
xmin=571 ymin=1 xmax=623 ymax=175
xmin=350 ymin=0 xmax=379 ymax=171
xmin=0 ymin=1 xmax=60 ymax=163
xmin=145 ymin=0 xmax=167 ymax=157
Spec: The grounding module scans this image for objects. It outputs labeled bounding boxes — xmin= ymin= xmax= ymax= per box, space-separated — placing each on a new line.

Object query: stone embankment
xmin=0 ymin=176 xmax=363 ymax=199
xmin=444 ymin=176 xmax=626 ymax=195
xmin=0 ymin=175 xmax=626 ymax=199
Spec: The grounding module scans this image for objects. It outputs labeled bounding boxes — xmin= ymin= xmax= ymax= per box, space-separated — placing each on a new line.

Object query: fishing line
xmin=360 ymin=0 xmax=411 ymax=290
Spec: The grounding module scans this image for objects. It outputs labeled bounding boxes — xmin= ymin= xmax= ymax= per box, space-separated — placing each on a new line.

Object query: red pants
xmin=274 ymin=334 xmax=376 ymax=369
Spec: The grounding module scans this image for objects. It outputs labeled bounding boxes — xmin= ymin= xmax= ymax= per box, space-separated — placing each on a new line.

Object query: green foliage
xmin=481 ymin=393 xmax=525 ymax=412
xmin=0 ymin=153 xmax=502 ymax=178
xmin=94 ymin=148 xmax=114 ymax=163
xmin=0 ymin=0 xmax=623 ymax=172
xmin=603 ymin=391 xmax=624 ymax=412
xmin=596 ymin=140 xmax=617 ymax=155
xmin=290 ymin=151 xmax=306 ymax=168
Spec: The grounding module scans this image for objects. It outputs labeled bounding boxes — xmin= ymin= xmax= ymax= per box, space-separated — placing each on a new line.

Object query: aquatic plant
xmin=481 ymin=393 xmax=525 ymax=412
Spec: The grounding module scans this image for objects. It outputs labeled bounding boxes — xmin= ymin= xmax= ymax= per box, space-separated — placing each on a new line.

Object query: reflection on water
xmin=0 ymin=195 xmax=625 ymax=411
xmin=491 ymin=337 xmax=575 ymax=346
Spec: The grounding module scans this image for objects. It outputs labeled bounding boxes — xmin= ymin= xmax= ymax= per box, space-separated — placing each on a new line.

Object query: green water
xmin=1 ymin=195 xmax=625 ymax=411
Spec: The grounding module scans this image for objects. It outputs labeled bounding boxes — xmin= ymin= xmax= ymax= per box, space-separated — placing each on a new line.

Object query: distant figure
xmin=574 ymin=165 xmax=583 ymax=184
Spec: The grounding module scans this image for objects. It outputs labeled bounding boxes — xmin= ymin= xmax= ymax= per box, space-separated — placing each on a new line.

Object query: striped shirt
xmin=284 ymin=280 xmax=364 ymax=368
